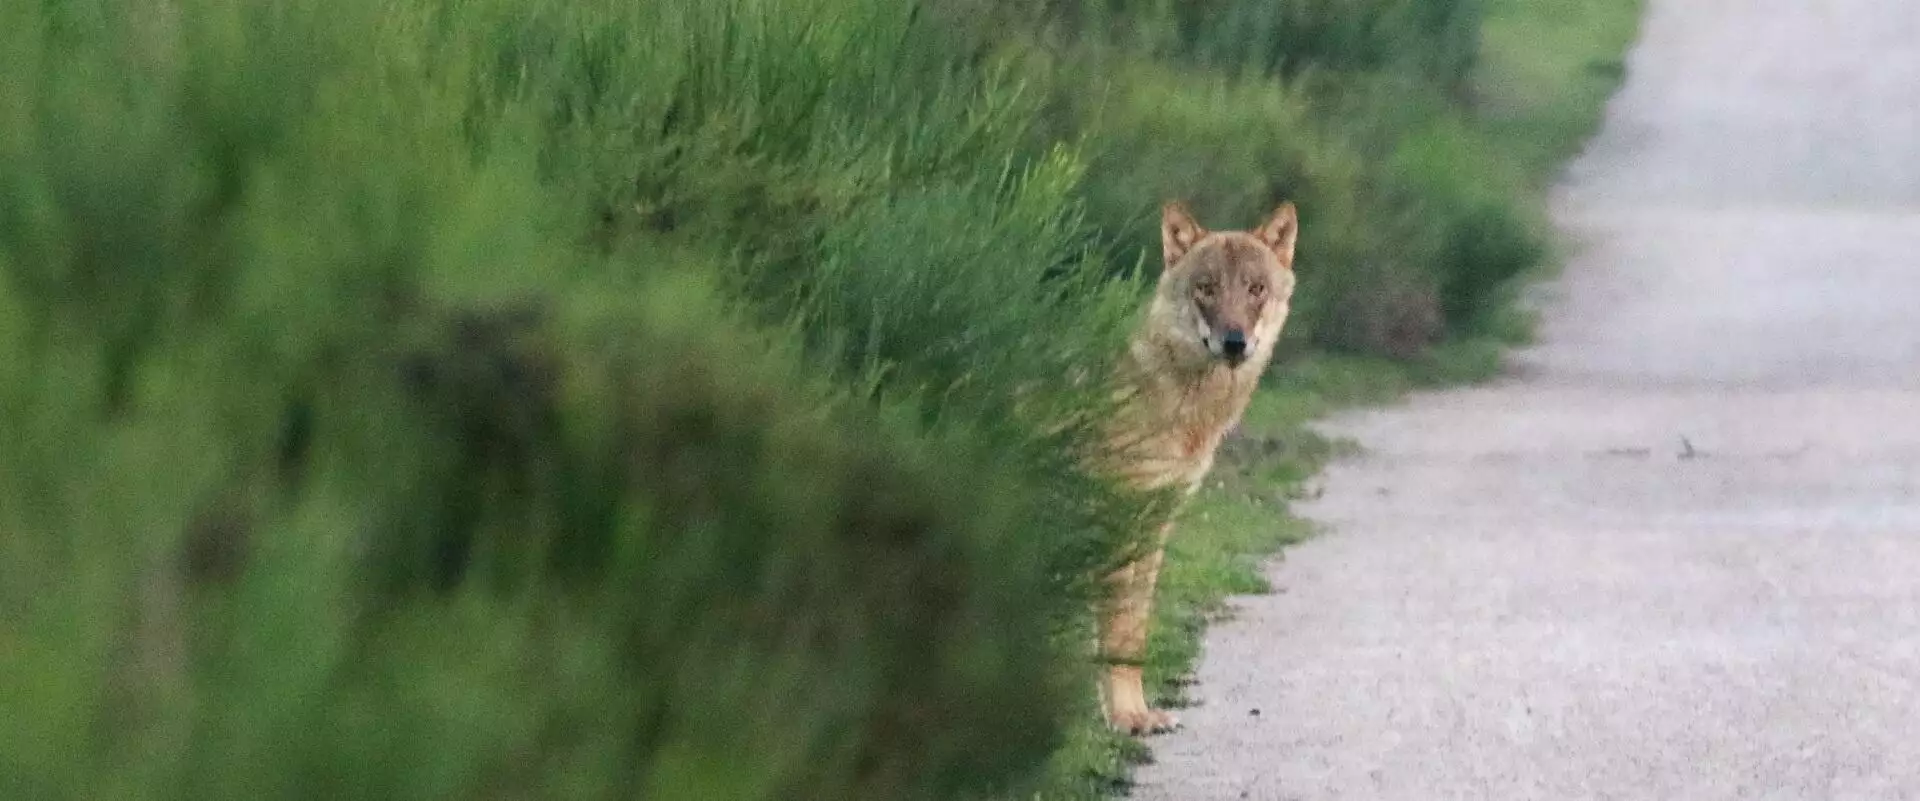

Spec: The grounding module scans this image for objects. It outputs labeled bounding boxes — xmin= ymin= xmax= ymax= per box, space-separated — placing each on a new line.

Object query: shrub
xmin=1033 ymin=0 xmax=1483 ymax=92
xmin=453 ymin=0 xmax=1159 ymax=593
xmin=1 ymin=0 xmax=1574 ymax=796
xmin=0 ymin=3 xmax=1103 ymax=799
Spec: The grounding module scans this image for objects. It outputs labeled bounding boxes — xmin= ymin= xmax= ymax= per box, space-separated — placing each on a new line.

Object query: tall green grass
xmin=1 ymin=3 xmax=1128 ymax=799
xmin=0 ymin=0 xmax=1628 ymax=799
xmin=1043 ymin=0 xmax=1483 ymax=93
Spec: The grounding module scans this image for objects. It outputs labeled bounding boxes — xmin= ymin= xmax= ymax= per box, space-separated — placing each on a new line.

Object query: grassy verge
xmin=1033 ymin=3 xmax=1646 ymax=796
xmin=1477 ymin=0 xmax=1645 ymax=182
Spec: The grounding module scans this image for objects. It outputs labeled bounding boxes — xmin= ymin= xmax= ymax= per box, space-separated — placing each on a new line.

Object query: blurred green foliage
xmin=0 ymin=0 xmax=1620 ymax=798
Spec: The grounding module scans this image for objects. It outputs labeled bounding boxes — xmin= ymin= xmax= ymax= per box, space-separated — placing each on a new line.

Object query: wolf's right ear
xmin=1161 ymin=202 xmax=1206 ymax=270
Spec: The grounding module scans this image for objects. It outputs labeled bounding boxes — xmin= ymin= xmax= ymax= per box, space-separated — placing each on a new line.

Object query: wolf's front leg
xmin=1098 ymin=524 xmax=1179 ymax=736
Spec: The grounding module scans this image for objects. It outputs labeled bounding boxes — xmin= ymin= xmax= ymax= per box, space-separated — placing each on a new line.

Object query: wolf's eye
xmin=1194 ymin=281 xmax=1217 ymax=298
xmin=1249 ymin=281 xmax=1268 ymax=297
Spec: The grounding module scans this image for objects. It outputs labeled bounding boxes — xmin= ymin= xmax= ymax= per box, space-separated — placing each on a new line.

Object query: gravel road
xmin=1133 ymin=2 xmax=1920 ymax=798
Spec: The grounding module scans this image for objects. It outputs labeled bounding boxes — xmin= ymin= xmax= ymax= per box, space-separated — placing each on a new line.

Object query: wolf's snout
xmin=1221 ymin=329 xmax=1248 ymax=362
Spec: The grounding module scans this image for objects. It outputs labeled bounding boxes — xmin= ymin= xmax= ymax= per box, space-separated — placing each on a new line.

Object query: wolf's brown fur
xmin=1097 ymin=201 xmax=1299 ymax=735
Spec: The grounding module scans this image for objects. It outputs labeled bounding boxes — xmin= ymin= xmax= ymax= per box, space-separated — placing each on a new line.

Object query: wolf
xmin=1097 ymin=200 xmax=1299 ymax=735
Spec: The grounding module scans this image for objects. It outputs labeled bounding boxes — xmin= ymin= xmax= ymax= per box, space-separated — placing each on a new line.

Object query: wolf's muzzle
xmin=1221 ymin=329 xmax=1248 ymax=364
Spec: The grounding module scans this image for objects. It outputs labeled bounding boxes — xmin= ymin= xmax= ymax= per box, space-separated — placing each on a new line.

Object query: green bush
xmin=0 ymin=3 xmax=1120 ymax=799
xmin=1036 ymin=0 xmax=1482 ymax=91
xmin=1 ymin=0 xmax=1582 ymax=797
xmin=450 ymin=0 xmax=1159 ymax=593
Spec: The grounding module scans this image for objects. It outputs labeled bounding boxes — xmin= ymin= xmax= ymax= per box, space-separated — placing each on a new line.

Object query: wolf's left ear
xmin=1161 ymin=202 xmax=1206 ymax=270
xmin=1254 ymin=202 xmax=1299 ymax=266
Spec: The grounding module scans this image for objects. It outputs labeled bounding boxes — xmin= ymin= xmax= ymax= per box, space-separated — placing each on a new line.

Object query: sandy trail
xmin=1133 ymin=2 xmax=1920 ymax=798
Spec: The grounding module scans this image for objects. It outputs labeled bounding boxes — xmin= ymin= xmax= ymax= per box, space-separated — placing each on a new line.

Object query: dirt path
xmin=1133 ymin=3 xmax=1920 ymax=798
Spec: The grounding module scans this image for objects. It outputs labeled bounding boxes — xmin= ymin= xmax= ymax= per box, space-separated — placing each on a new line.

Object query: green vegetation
xmin=0 ymin=1 xmax=1638 ymax=800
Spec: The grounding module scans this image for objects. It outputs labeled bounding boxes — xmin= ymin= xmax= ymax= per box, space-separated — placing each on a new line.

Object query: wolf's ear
xmin=1254 ymin=202 xmax=1298 ymax=266
xmin=1161 ymin=202 xmax=1206 ymax=270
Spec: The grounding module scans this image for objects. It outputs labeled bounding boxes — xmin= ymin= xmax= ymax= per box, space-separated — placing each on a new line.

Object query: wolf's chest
xmin=1180 ymin=425 xmax=1214 ymax=459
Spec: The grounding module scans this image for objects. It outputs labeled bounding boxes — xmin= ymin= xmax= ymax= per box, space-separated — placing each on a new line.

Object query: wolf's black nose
xmin=1221 ymin=329 xmax=1248 ymax=358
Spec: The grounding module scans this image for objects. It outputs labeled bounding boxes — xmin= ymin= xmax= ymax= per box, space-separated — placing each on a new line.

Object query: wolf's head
xmin=1148 ymin=201 xmax=1299 ymax=370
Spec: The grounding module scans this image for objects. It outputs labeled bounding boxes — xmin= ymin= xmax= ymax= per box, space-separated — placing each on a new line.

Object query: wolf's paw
xmin=1107 ymin=706 xmax=1182 ymax=737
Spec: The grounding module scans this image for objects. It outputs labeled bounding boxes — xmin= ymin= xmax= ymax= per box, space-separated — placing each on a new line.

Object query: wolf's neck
xmin=1124 ymin=340 xmax=1260 ymax=418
